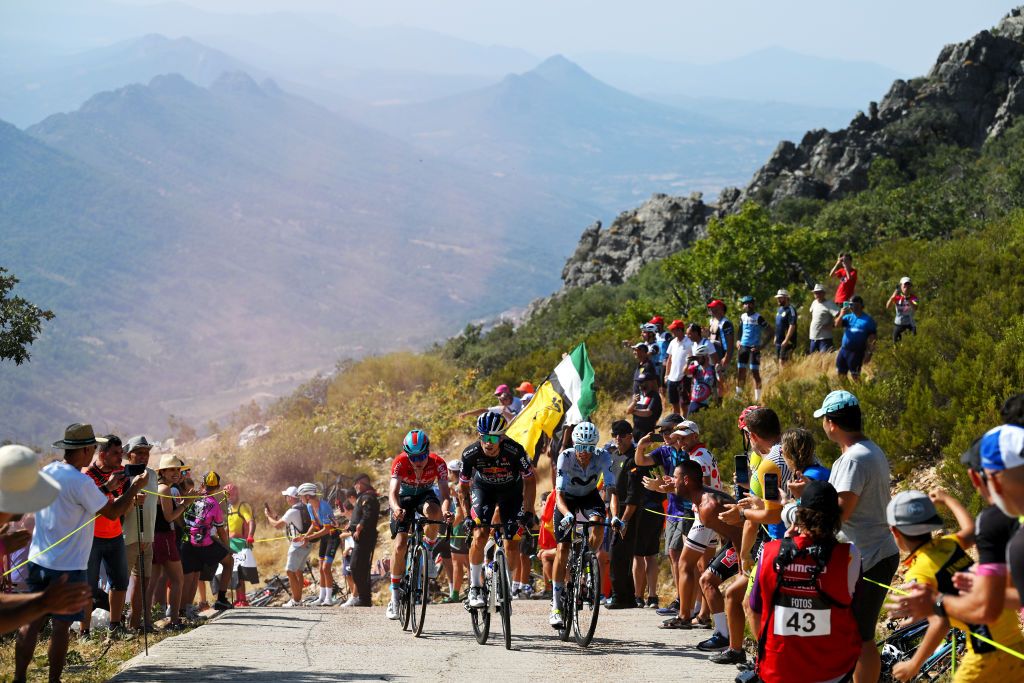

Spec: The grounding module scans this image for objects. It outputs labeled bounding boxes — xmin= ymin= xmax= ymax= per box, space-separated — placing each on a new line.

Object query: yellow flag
xmin=504 ymin=380 xmax=565 ymax=456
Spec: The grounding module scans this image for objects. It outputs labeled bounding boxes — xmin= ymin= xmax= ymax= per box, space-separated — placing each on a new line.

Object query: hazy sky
xmin=119 ymin=0 xmax=1014 ymax=73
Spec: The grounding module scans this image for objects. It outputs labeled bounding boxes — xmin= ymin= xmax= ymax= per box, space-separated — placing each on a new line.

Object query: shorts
xmin=775 ymin=343 xmax=793 ymax=361
xmin=852 ymin=553 xmax=900 ymax=641
xmin=27 ymin=564 xmax=88 ymax=623
xmin=286 ymin=543 xmax=312 ymax=573
xmin=684 ymin=521 xmax=719 ymax=552
xmin=893 ymin=324 xmax=916 ymax=343
xmin=434 ymin=535 xmax=452 ymax=560
xmin=88 ymin=535 xmax=130 ymax=592
xmin=180 ymin=541 xmax=229 ymax=575
xmin=390 ymin=490 xmax=442 ymax=537
xmin=809 ymin=338 xmax=834 ymax=353
xmin=450 ymin=524 xmax=469 ymax=554
xmin=836 ymin=346 xmax=866 ymax=377
xmin=152 ymin=530 xmax=181 ymax=565
xmin=707 ymin=545 xmax=739 ymax=581
xmin=666 ymin=380 xmax=685 ymax=406
xmin=469 ymin=485 xmax=523 ymax=529
xmin=125 ymin=541 xmax=154 ymax=579
xmin=635 ymin=508 xmax=665 ymax=556
xmin=234 ymin=565 xmax=260 ymax=584
xmin=318 ymin=532 xmax=341 ymax=562
xmin=552 ymin=490 xmax=606 ymax=543
xmin=664 ymin=516 xmax=693 ymax=553
xmin=954 ymin=643 xmax=1024 ymax=682
xmin=737 ymin=346 xmax=761 ymax=370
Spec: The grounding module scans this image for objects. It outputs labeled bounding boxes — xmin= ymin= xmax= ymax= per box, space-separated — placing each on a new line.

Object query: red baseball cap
xmin=707 ymin=299 xmax=725 ymax=310
xmin=667 ymin=319 xmax=685 ymax=331
xmin=649 ymin=315 xmax=665 ymax=325
xmin=494 ymin=384 xmax=510 ymax=396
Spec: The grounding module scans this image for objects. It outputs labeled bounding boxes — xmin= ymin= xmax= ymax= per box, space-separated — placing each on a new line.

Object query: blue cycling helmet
xmin=476 ymin=411 xmax=508 ymax=436
xmin=403 ymin=429 xmax=430 ymax=461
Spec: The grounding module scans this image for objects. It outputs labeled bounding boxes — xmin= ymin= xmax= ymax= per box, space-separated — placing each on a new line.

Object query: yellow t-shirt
xmin=227 ymin=502 xmax=253 ymax=537
xmin=904 ymin=534 xmax=1024 ymax=656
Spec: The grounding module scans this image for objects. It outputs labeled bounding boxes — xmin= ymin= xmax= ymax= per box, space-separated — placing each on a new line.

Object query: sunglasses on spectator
xmin=480 ymin=434 xmax=501 ymax=444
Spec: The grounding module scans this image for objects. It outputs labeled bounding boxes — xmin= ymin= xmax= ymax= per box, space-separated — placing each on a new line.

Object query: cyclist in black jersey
xmin=460 ymin=412 xmax=537 ymax=608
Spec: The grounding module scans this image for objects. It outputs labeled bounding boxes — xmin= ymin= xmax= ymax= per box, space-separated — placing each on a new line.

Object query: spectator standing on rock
xmin=829 ymin=252 xmax=858 ymax=305
xmin=886 ymin=276 xmax=919 ymax=343
xmin=707 ymin=300 xmax=734 ymax=393
xmin=684 ymin=344 xmax=716 ymax=416
xmin=264 ymin=486 xmax=312 ymax=607
xmin=773 ymin=289 xmax=797 ymax=366
xmin=627 ymin=370 xmax=662 ymax=437
xmin=122 ymin=435 xmax=159 ymax=634
xmin=347 ymin=474 xmax=380 ymax=607
xmin=83 ymin=435 xmax=130 ymax=640
xmin=663 ymin=320 xmax=691 ymax=415
xmin=640 ymin=323 xmax=664 ymax=381
xmin=15 ymin=424 xmax=147 ymax=683
xmin=736 ymin=296 xmax=769 ymax=401
xmin=808 ymin=284 xmax=839 ymax=353
xmin=834 ymin=295 xmax=877 ymax=381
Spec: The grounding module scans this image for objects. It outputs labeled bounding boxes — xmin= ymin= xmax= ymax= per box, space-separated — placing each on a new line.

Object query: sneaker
xmin=213 ymin=599 xmax=234 ymax=611
xmin=321 ymin=596 xmax=335 ymax=607
xmin=340 ymin=596 xmax=358 ymax=608
xmin=605 ymin=599 xmax=637 ymax=610
xmin=511 ymin=587 xmax=521 ymax=600
xmin=233 ymin=599 xmax=250 ymax=607
xmin=635 ymin=597 xmax=645 ymax=608
xmin=646 ymin=596 xmax=659 ymax=609
xmin=104 ymin=623 xmax=132 ymax=643
xmin=548 ymin=608 xmax=564 ymax=628
xmin=310 ymin=597 xmax=323 ymax=606
xmin=697 ymin=632 xmax=730 ymax=651
xmin=709 ymin=648 xmax=747 ymax=665
xmin=282 ymin=599 xmax=301 ymax=607
xmin=468 ymin=587 xmax=486 ymax=608
xmin=520 ymin=585 xmax=534 ymax=599
xmin=385 ymin=599 xmax=399 ymax=620
xmin=656 ymin=599 xmax=680 ymax=617
xmin=440 ymin=591 xmax=461 ymax=604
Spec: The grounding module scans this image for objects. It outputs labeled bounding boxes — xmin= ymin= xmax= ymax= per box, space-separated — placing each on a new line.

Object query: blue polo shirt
xmin=840 ymin=312 xmax=877 ymax=351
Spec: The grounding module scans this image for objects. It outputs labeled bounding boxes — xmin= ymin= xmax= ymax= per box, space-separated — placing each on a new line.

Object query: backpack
xmin=290 ymin=501 xmax=312 ymax=535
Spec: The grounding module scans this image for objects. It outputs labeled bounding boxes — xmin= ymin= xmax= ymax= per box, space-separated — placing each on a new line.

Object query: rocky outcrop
xmin=560 ymin=193 xmax=717 ymax=288
xmin=561 ymin=7 xmax=1024 ymax=289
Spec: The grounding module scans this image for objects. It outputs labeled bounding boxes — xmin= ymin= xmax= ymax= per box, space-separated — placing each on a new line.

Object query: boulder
xmin=238 ymin=423 xmax=271 ymax=448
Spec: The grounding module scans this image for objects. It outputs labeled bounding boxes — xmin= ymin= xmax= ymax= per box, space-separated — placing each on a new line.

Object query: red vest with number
xmin=755 ymin=536 xmax=861 ymax=683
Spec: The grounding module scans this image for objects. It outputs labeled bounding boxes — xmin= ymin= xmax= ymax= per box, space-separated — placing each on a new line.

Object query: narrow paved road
xmin=111 ymin=602 xmax=742 ymax=681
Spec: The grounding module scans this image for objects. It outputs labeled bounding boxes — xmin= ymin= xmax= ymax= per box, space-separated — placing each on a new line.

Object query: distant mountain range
xmin=0 ymin=73 xmax=591 ymax=441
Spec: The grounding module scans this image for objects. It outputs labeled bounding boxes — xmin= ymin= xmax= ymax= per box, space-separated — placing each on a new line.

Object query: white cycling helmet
xmin=640 ymin=323 xmax=658 ymax=334
xmin=572 ymin=422 xmax=600 ymax=447
xmin=296 ymin=482 xmax=318 ymax=497
xmin=447 ymin=458 xmax=462 ymax=472
xmin=692 ymin=343 xmax=712 ymax=357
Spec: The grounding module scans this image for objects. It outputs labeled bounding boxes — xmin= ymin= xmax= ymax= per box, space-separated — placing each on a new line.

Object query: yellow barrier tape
xmin=642 ymin=508 xmax=696 ymax=521
xmin=3 ymin=515 xmax=100 ymax=577
xmin=869 ymin=577 xmax=1024 ymax=662
xmin=142 ymin=488 xmax=227 ymax=500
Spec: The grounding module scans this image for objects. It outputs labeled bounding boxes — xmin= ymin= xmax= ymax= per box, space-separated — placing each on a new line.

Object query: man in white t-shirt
xmin=808 ymin=283 xmax=839 ymax=353
xmin=663 ymin=319 xmax=693 ymax=414
xmin=263 ymin=486 xmax=312 ymax=606
xmin=15 ymin=423 xmax=147 ymax=683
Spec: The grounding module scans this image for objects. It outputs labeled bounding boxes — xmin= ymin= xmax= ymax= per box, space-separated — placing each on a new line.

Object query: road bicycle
xmin=397 ymin=517 xmax=450 ymax=637
xmin=557 ymin=518 xmax=611 ymax=647
xmin=247 ymin=574 xmax=290 ymax=607
xmin=877 ymin=618 xmax=967 ymax=682
xmin=464 ymin=521 xmax=515 ymax=650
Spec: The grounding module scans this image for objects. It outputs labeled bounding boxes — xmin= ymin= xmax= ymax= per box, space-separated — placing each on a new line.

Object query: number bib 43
xmin=773 ymin=604 xmax=831 ymax=637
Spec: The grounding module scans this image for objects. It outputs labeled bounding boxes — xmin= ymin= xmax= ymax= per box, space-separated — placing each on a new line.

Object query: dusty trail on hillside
xmin=111 ymin=601 xmax=738 ymax=681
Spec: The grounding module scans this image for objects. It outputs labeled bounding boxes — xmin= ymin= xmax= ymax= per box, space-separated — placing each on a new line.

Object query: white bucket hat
xmin=0 ymin=445 xmax=61 ymax=514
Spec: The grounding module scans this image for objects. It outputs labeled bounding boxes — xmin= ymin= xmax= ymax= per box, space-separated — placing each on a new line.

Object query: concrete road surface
xmin=111 ymin=601 xmax=743 ymax=682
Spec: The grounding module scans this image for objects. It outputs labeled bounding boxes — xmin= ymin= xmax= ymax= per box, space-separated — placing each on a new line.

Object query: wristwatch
xmin=932 ymin=593 xmax=946 ymax=618
xmin=739 ymin=508 xmax=747 ymax=521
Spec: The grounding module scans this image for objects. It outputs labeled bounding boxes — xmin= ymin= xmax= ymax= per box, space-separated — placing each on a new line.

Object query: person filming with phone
xmin=834 ymin=295 xmax=877 ymax=381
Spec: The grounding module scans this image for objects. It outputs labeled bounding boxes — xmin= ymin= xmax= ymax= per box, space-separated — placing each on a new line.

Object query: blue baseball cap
xmin=739 ymin=295 xmax=754 ymax=304
xmin=980 ymin=424 xmax=1024 ymax=471
xmin=813 ymin=390 xmax=860 ymax=418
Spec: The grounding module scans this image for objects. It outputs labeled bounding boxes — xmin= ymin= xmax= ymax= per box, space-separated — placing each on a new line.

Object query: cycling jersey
xmin=774 ymin=305 xmax=797 ymax=345
xmin=892 ymin=294 xmax=918 ymax=326
xmin=750 ymin=444 xmax=791 ymax=540
xmin=555 ymin=447 xmax=616 ymax=497
xmin=460 ymin=439 xmax=534 ymax=489
xmin=708 ymin=316 xmax=734 ymax=357
xmin=390 ymin=452 xmax=448 ymax=496
xmin=739 ymin=312 xmax=769 ymax=347
xmin=687 ymin=444 xmax=722 ymax=491
xmin=686 ymin=363 xmax=716 ymax=406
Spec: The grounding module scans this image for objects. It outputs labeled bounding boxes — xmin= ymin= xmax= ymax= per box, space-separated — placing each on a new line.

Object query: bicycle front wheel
xmin=470 ymin=584 xmax=490 ymax=644
xmin=572 ymin=552 xmax=600 ymax=647
xmin=557 ymin=570 xmax=574 ymax=642
xmin=495 ymin=552 xmax=512 ymax=650
xmin=413 ymin=545 xmax=430 ymax=637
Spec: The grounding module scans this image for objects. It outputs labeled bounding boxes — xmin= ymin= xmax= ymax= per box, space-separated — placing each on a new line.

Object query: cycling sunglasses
xmin=574 ymin=444 xmax=596 ymax=454
xmin=480 ymin=434 xmax=501 ymax=444
xmin=408 ymin=451 xmax=429 ymax=463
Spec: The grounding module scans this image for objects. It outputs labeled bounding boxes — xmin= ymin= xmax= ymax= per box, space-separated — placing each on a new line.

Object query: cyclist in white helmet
xmin=549 ymin=421 xmax=619 ymax=627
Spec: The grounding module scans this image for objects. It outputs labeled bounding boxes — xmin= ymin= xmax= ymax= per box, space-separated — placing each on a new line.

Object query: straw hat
xmin=52 ymin=423 xmax=108 ymax=450
xmin=157 ymin=453 xmax=186 ymax=470
xmin=0 ymin=445 xmax=61 ymax=514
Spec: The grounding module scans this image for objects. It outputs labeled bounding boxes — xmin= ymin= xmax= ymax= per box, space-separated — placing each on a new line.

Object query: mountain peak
xmin=530 ymin=54 xmax=592 ymax=82
xmin=210 ymin=71 xmax=266 ymax=97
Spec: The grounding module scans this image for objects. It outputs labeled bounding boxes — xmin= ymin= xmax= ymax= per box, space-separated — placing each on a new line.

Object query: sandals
xmin=658 ymin=616 xmax=692 ymax=629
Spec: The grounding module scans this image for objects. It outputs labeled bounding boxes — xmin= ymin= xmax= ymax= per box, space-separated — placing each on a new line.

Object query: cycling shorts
xmin=737 ymin=346 xmax=761 ymax=370
xmin=836 ymin=346 xmax=866 ymax=377
xmin=318 ymin=531 xmax=341 ymax=562
xmin=552 ymin=490 xmax=606 ymax=543
xmin=707 ymin=545 xmax=739 ymax=581
xmin=390 ymin=490 xmax=442 ymax=538
xmin=470 ymin=484 xmax=523 ymax=528
xmin=684 ymin=520 xmax=719 ymax=552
